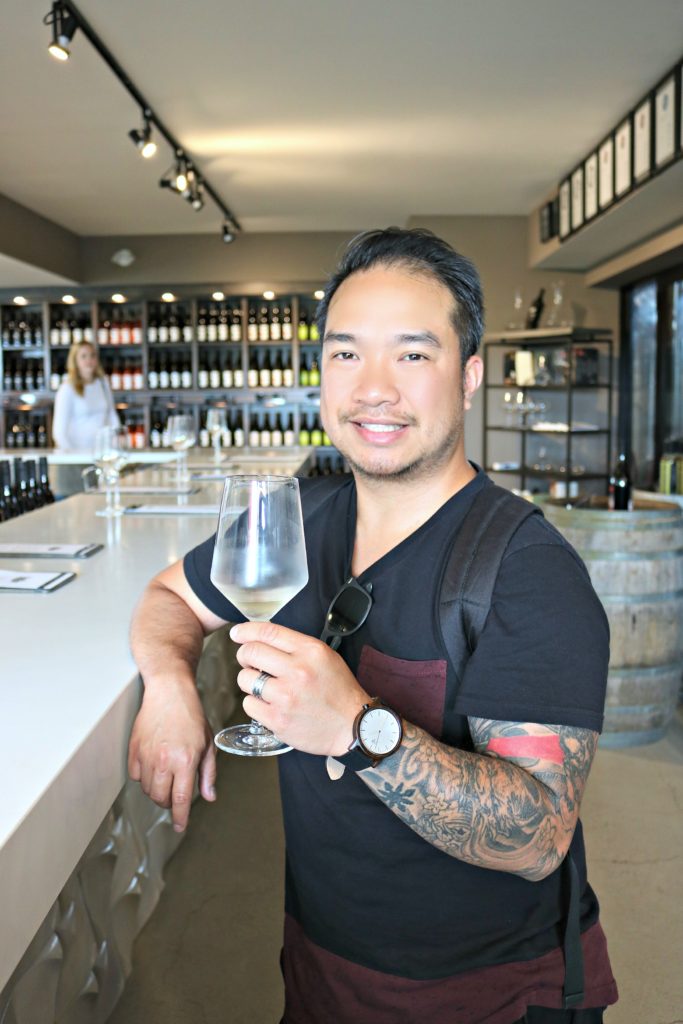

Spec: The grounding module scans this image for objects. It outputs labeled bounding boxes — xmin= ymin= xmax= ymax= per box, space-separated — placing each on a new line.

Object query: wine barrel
xmin=538 ymin=499 xmax=683 ymax=746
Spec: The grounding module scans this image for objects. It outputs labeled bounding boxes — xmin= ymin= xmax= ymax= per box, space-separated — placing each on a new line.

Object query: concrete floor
xmin=109 ymin=710 xmax=683 ymax=1024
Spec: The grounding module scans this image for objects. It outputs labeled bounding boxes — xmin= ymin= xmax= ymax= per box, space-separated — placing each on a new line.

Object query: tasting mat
xmin=0 ymin=543 xmax=102 ymax=559
xmin=0 ymin=569 xmax=76 ymax=593
xmin=122 ymin=504 xmax=220 ymax=516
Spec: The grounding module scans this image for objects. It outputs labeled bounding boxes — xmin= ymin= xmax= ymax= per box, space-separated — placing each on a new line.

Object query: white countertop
xmin=0 ymin=448 xmax=314 ymax=990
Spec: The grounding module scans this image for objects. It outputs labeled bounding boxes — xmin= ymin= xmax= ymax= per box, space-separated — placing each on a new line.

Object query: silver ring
xmin=251 ymin=670 xmax=271 ymax=701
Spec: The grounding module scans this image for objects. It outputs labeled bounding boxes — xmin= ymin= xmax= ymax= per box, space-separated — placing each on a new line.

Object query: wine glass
xmin=211 ymin=475 xmax=309 ymax=756
xmin=91 ymin=425 xmax=129 ymax=516
xmin=206 ymin=408 xmax=228 ymax=464
xmin=167 ymin=414 xmax=195 ymax=482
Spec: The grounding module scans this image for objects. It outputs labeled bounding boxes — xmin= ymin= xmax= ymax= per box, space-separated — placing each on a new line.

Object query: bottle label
xmin=148 ymin=326 xmax=158 ymax=343
xmin=234 ymin=369 xmax=244 ymax=388
xmin=230 ymin=325 xmax=241 ymax=342
xmin=283 ymin=369 xmax=294 ymax=387
xmin=183 ymin=325 xmax=193 ymax=342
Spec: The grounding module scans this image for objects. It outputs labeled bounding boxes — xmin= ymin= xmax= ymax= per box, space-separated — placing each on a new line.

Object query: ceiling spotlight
xmin=111 ymin=293 xmax=126 ymax=303
xmin=222 ymin=223 xmax=236 ymax=244
xmin=212 ymin=291 xmax=225 ymax=301
xmin=161 ymin=292 xmax=176 ymax=302
xmin=44 ymin=2 xmax=78 ymax=61
xmin=189 ymin=180 xmax=205 ymax=211
xmin=62 ymin=294 xmax=77 ymax=304
xmin=160 ymin=155 xmax=189 ymax=194
xmin=314 ymin=290 xmax=325 ymax=300
xmin=263 ymin=290 xmax=275 ymax=301
xmin=13 ymin=296 xmax=28 ymax=306
xmin=129 ymin=110 xmax=157 ymax=159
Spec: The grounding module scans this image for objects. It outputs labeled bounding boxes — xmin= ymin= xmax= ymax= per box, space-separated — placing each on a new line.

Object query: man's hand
xmin=230 ymin=621 xmax=369 ymax=756
xmin=128 ymin=678 xmax=217 ymax=833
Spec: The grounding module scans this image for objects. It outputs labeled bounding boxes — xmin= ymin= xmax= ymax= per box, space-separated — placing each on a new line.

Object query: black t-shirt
xmin=183 ymin=470 xmax=612 ymax=1001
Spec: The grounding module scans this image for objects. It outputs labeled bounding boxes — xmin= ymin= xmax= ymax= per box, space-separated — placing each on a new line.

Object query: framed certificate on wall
xmin=584 ymin=152 xmax=598 ymax=220
xmin=615 ymin=117 xmax=632 ymax=197
xmin=571 ymin=167 xmax=584 ymax=230
xmin=634 ymin=96 xmax=653 ymax=183
xmin=559 ymin=179 xmax=571 ymax=238
xmin=655 ymin=74 xmax=676 ymax=168
xmin=598 ymin=137 xmax=614 ymax=209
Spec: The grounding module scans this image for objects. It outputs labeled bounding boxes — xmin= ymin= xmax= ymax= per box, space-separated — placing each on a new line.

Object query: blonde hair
xmin=67 ymin=342 xmax=104 ymax=397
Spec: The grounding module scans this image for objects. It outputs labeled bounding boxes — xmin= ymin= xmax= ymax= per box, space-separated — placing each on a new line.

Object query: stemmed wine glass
xmin=167 ymin=414 xmax=195 ymax=482
xmin=206 ymin=408 xmax=228 ymax=464
xmin=210 ymin=475 xmax=309 ymax=756
xmin=88 ymin=425 xmax=129 ymax=516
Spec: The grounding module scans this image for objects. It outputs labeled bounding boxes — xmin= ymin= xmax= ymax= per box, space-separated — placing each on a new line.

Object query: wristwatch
xmin=327 ymin=698 xmax=403 ymax=779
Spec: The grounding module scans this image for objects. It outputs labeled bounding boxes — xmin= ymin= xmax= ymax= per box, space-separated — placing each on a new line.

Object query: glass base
xmin=214 ymin=723 xmax=292 ymax=757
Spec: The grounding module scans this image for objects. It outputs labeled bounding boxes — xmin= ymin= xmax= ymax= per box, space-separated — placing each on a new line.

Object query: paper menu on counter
xmin=0 ymin=569 xmax=76 ymax=593
xmin=0 ymin=543 xmax=102 ymax=559
xmin=122 ymin=504 xmax=220 ymax=516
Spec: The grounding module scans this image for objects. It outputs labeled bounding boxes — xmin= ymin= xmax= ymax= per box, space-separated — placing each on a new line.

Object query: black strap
xmin=563 ymin=853 xmax=585 ymax=1008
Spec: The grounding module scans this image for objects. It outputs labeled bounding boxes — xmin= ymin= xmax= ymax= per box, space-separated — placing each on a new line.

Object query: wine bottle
xmin=233 ymin=352 xmax=244 ymax=389
xmin=147 ymin=306 xmax=158 ymax=344
xmin=122 ymin=362 xmax=133 ymax=391
xmin=259 ymin=349 xmax=272 ymax=388
xmin=169 ymin=356 xmax=181 ymax=390
xmin=198 ymin=357 xmax=209 ymax=389
xmin=260 ymin=413 xmax=272 ymax=448
xmin=72 ymin=315 xmax=83 ymax=344
xmin=309 ymin=354 xmax=320 ymax=387
xmin=119 ymin=312 xmax=131 ymax=345
xmin=158 ymin=354 xmax=170 ymax=390
xmin=271 ymin=349 xmax=283 ymax=388
xmin=299 ymin=354 xmax=310 ymax=387
xmin=3 ymin=359 xmax=13 ymax=391
xmin=284 ymin=413 xmax=295 ymax=447
xmin=14 ymin=459 xmax=33 ymax=513
xmin=271 ymin=413 xmax=283 ymax=448
xmin=309 ymin=317 xmax=320 ymax=343
xmin=248 ymin=414 xmax=260 ymax=447
xmin=218 ymin=305 xmax=229 ymax=342
xmin=24 ymin=364 xmax=35 ymax=391
xmin=50 ymin=317 xmax=60 ymax=348
xmin=133 ymin=362 xmax=144 ymax=390
xmin=150 ymin=418 xmax=162 ymax=449
xmin=169 ymin=306 xmax=181 ymax=343
xmin=247 ymin=350 xmax=259 ymax=388
xmin=222 ymin=354 xmax=233 ymax=389
xmin=299 ymin=414 xmax=311 ymax=446
xmin=297 ymin=311 xmax=309 ymax=342
xmin=270 ymin=305 xmax=281 ymax=341
xmin=182 ymin=308 xmax=194 ymax=343
xmin=13 ymin=361 xmax=23 ymax=391
xmin=525 ymin=288 xmax=546 ymax=330
xmin=132 ymin=311 xmax=143 ymax=345
xmin=207 ymin=305 xmax=218 ymax=343
xmin=609 ymin=452 xmax=633 ymax=511
xmin=158 ymin=307 xmax=169 ymax=344
xmin=148 ymin=353 xmax=159 ymax=390
xmin=24 ymin=459 xmax=40 ymax=509
xmin=247 ymin=305 xmax=258 ymax=342
xmin=258 ymin=306 xmax=270 ymax=342
xmin=182 ymin=357 xmax=193 ymax=389
xmin=232 ymin=412 xmax=245 ymax=448
xmin=282 ymin=305 xmax=293 ymax=341
xmin=110 ymin=361 xmax=122 ymax=391
xmin=60 ymin=316 xmax=71 ymax=347
xmin=230 ymin=305 xmax=242 ymax=343
xmin=210 ymin=355 xmax=221 ymax=389
xmin=283 ymin=351 xmax=294 ymax=388
xmin=38 ymin=456 xmax=55 ymax=503
xmin=197 ymin=306 xmax=208 ymax=342
xmin=310 ymin=416 xmax=323 ymax=447
xmin=109 ymin=311 xmax=120 ymax=345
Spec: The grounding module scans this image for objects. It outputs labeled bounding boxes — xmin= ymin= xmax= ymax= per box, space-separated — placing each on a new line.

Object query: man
xmin=128 ymin=228 xmax=618 ymax=1023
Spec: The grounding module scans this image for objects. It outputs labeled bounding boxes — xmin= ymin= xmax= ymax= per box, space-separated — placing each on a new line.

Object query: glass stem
xmin=105 ymin=483 xmax=114 ymax=515
xmin=248 ymin=719 xmax=267 ymax=735
xmin=213 ymin=434 xmax=221 ymax=463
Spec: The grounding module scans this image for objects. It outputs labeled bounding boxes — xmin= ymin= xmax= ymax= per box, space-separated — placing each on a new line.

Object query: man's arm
xmin=128 ymin=559 xmax=230 ymax=832
xmin=359 ymin=718 xmax=598 ymax=882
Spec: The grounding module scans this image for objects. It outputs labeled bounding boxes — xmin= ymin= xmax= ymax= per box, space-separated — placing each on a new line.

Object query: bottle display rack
xmin=0 ymin=292 xmax=343 ymax=472
xmin=482 ymin=328 xmax=614 ymax=495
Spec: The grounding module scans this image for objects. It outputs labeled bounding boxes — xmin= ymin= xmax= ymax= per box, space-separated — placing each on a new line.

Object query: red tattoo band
xmin=486 ymin=735 xmax=563 ymax=764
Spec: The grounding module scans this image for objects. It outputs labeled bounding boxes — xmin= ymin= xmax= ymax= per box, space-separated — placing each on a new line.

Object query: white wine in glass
xmin=211 ymin=475 xmax=309 ymax=756
xmin=92 ymin=425 xmax=129 ymax=516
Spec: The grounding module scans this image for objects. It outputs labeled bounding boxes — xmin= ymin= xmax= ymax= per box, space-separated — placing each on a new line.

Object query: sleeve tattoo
xmin=360 ymin=718 xmax=598 ymax=881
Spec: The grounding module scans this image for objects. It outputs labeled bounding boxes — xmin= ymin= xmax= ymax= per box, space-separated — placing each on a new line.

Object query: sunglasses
xmin=320 ymin=576 xmax=373 ymax=650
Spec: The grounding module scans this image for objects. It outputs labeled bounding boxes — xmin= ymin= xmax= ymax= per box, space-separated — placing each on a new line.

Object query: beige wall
xmin=407 ymin=215 xmax=620 ymax=466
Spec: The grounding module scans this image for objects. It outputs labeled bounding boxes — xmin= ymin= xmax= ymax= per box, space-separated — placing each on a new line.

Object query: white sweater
xmin=52 ymin=378 xmax=120 ymax=451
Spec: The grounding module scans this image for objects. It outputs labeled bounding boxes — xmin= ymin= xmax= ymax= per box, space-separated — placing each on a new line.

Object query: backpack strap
xmin=438 ymin=478 xmax=584 ymax=1009
xmin=438 ymin=479 xmax=541 ymax=680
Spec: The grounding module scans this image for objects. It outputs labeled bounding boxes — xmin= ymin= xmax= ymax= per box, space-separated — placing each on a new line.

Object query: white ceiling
xmin=0 ymin=0 xmax=682 ymax=237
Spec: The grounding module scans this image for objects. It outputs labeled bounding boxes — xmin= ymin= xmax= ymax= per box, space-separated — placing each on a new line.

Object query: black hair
xmin=314 ymin=227 xmax=485 ymax=363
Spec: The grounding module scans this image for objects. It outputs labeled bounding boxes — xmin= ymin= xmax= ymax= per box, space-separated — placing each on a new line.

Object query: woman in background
xmin=52 ymin=341 xmax=119 ymax=450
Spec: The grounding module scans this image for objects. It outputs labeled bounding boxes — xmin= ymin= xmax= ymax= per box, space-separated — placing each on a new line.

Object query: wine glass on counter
xmin=206 ymin=408 xmax=228 ymax=464
xmin=89 ymin=425 xmax=129 ymax=516
xmin=211 ymin=475 xmax=309 ymax=756
xmin=167 ymin=414 xmax=196 ymax=482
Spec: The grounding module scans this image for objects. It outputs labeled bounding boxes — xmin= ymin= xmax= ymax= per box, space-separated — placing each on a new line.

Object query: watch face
xmin=359 ymin=708 xmax=401 ymax=756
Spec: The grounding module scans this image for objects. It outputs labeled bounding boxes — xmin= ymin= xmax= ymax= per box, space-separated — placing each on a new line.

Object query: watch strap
xmin=334 ymin=745 xmax=377 ymax=771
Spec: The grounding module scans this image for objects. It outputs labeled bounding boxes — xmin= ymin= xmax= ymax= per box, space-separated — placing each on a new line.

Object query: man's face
xmin=320 ymin=264 xmax=480 ymax=482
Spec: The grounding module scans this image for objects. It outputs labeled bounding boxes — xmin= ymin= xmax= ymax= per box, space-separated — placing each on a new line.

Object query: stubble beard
xmin=333 ymin=411 xmax=465 ymax=484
